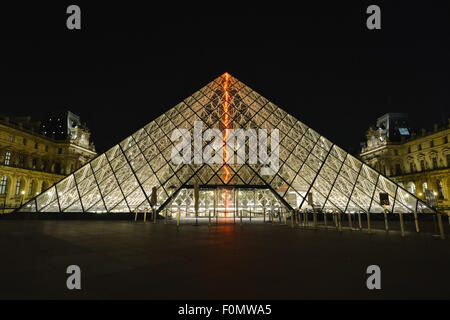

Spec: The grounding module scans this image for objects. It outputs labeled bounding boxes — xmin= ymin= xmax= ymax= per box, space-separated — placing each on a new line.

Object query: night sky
xmin=0 ymin=2 xmax=449 ymax=155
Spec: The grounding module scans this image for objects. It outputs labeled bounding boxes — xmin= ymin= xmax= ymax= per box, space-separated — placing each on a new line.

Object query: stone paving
xmin=0 ymin=219 xmax=449 ymax=299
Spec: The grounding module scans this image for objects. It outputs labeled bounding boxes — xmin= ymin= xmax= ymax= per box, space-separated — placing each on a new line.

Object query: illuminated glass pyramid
xmin=17 ymin=73 xmax=434 ymax=214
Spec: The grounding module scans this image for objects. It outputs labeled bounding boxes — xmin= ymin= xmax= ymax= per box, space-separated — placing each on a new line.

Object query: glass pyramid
xmin=16 ymin=73 xmax=435 ymax=214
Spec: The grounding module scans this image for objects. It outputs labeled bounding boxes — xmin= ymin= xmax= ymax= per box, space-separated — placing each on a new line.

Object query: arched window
xmin=0 ymin=176 xmax=7 ymax=194
xmin=437 ymin=180 xmax=444 ymax=200
xmin=407 ymin=181 xmax=416 ymax=194
xmin=15 ymin=178 xmax=22 ymax=195
xmin=29 ymin=180 xmax=35 ymax=196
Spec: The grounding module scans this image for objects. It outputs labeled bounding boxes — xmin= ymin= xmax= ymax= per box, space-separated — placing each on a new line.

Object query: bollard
xmin=383 ymin=205 xmax=389 ymax=231
xmin=413 ymin=208 xmax=420 ymax=233
xmin=437 ymin=212 xmax=446 ymax=240
xmin=338 ymin=211 xmax=342 ymax=231
xmin=164 ymin=208 xmax=167 ymax=224
xmin=313 ymin=207 xmax=317 ymax=228
xmin=177 ymin=209 xmax=180 ymax=227
xmin=240 ymin=209 xmax=243 ymax=225
xmin=263 ymin=208 xmax=266 ymax=223
xmin=357 ymin=210 xmax=362 ymax=230
xmin=291 ymin=210 xmax=294 ymax=228
xmin=324 ymin=211 xmax=328 ymax=227
xmin=367 ymin=211 xmax=371 ymax=233
xmin=304 ymin=210 xmax=308 ymax=227
xmin=334 ymin=211 xmax=339 ymax=230
xmin=249 ymin=208 xmax=252 ymax=223
xmin=144 ymin=208 xmax=147 ymax=223
xmin=399 ymin=212 xmax=405 ymax=237
xmin=347 ymin=211 xmax=353 ymax=229
xmin=208 ymin=209 xmax=211 ymax=226
xmin=153 ymin=208 xmax=157 ymax=224
xmin=134 ymin=208 xmax=138 ymax=222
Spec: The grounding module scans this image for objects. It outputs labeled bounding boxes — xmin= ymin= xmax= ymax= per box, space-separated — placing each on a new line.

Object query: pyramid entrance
xmin=162 ymin=185 xmax=290 ymax=222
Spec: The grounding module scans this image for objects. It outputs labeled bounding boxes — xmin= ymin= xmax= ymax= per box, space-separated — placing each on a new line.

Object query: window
xmin=422 ymin=182 xmax=428 ymax=192
xmin=418 ymin=144 xmax=422 ymax=151
xmin=430 ymin=140 xmax=434 ymax=148
xmin=445 ymin=136 xmax=448 ymax=144
xmin=41 ymin=181 xmax=48 ymax=192
xmin=395 ymin=164 xmax=402 ymax=175
xmin=394 ymin=149 xmax=398 ymax=156
xmin=407 ymin=181 xmax=416 ymax=194
xmin=15 ymin=178 xmax=21 ymax=195
xmin=42 ymin=161 xmax=47 ymax=171
xmin=32 ymin=158 xmax=37 ymax=169
xmin=58 ymin=148 xmax=62 ymax=154
xmin=432 ymin=157 xmax=438 ymax=169
xmin=45 ymin=145 xmax=48 ymax=152
xmin=18 ymin=155 xmax=24 ymax=167
xmin=437 ymin=180 xmax=444 ymax=200
xmin=0 ymin=176 xmax=7 ymax=194
xmin=409 ymin=162 xmax=414 ymax=173
xmin=9 ymin=134 xmax=13 ymax=142
xmin=34 ymin=142 xmax=38 ymax=149
xmin=408 ymin=147 xmax=411 ymax=153
xmin=420 ymin=160 xmax=425 ymax=171
xmin=29 ymin=180 xmax=34 ymax=195
xmin=447 ymin=154 xmax=450 ymax=167
xmin=23 ymin=138 xmax=27 ymax=146
xmin=4 ymin=151 xmax=11 ymax=165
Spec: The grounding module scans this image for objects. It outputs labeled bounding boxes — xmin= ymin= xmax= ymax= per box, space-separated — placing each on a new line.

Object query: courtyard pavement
xmin=0 ymin=218 xmax=449 ymax=299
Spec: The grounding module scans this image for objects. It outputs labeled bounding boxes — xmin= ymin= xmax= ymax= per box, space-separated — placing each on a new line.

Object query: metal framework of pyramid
xmin=17 ymin=73 xmax=435 ymax=214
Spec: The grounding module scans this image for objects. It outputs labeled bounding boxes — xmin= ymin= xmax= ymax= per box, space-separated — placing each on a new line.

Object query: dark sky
xmin=0 ymin=2 xmax=449 ymax=155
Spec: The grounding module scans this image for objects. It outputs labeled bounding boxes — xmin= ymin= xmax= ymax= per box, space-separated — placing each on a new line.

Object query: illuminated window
xmin=9 ymin=135 xmax=13 ymax=142
xmin=407 ymin=181 xmax=416 ymax=194
xmin=0 ymin=176 xmax=7 ymax=194
xmin=422 ymin=182 xmax=428 ymax=192
xmin=4 ymin=152 xmax=11 ymax=165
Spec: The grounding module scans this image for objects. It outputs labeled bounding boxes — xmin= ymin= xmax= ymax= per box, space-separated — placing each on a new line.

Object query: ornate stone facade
xmin=0 ymin=114 xmax=96 ymax=213
xmin=360 ymin=119 xmax=450 ymax=213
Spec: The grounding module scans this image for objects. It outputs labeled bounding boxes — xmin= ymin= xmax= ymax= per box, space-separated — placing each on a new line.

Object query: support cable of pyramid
xmin=16 ymin=73 xmax=436 ymax=215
